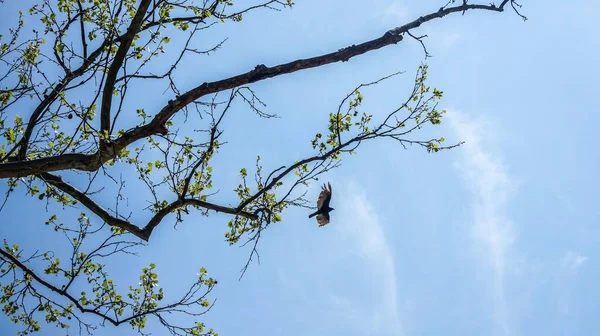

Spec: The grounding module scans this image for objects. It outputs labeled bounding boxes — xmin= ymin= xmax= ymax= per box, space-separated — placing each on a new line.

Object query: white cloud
xmin=273 ymin=180 xmax=402 ymax=335
xmin=330 ymin=181 xmax=403 ymax=336
xmin=554 ymin=251 xmax=588 ymax=315
xmin=449 ymin=111 xmax=516 ymax=336
xmin=561 ymin=251 xmax=588 ymax=271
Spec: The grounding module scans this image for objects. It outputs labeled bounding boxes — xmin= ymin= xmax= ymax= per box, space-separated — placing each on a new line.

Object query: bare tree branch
xmin=99 ymin=0 xmax=153 ymax=146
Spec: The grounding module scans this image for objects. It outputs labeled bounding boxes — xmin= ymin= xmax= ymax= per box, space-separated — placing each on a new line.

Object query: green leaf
xmin=6 ymin=129 xmax=15 ymax=142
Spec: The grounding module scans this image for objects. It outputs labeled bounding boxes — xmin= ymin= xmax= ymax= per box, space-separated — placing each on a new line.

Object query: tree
xmin=0 ymin=0 xmax=526 ymax=334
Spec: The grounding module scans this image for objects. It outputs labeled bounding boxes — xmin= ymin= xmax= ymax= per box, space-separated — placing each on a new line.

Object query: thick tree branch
xmin=76 ymin=0 xmax=88 ymax=60
xmin=99 ymin=0 xmax=152 ymax=145
xmin=141 ymin=198 xmax=258 ymax=239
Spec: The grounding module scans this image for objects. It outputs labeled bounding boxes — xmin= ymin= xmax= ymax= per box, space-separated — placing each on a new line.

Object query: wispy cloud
xmin=273 ymin=180 xmax=402 ymax=335
xmin=561 ymin=251 xmax=588 ymax=271
xmin=331 ymin=180 xmax=403 ymax=336
xmin=449 ymin=111 xmax=516 ymax=336
xmin=554 ymin=251 xmax=588 ymax=316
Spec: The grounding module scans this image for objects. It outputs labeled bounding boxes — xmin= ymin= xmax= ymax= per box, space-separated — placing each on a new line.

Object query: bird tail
xmin=308 ymin=211 xmax=318 ymax=218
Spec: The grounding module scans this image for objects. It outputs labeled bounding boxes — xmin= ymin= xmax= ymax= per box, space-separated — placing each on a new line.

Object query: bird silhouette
xmin=308 ymin=182 xmax=334 ymax=226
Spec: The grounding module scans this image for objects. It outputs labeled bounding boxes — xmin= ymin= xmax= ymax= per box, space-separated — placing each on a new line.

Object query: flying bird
xmin=308 ymin=182 xmax=334 ymax=226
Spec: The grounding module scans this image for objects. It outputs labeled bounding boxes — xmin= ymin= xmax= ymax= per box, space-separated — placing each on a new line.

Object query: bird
xmin=308 ymin=182 xmax=334 ymax=226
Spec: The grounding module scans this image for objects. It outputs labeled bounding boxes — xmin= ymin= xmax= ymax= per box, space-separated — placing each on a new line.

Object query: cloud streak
xmin=449 ymin=111 xmax=516 ymax=336
xmin=561 ymin=251 xmax=588 ymax=270
xmin=555 ymin=251 xmax=588 ymax=315
xmin=331 ymin=181 xmax=403 ymax=336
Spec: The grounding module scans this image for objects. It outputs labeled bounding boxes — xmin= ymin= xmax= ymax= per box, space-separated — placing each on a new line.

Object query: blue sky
xmin=1 ymin=0 xmax=599 ymax=335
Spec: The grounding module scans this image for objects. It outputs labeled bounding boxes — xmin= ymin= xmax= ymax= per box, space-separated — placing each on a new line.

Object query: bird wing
xmin=323 ymin=182 xmax=332 ymax=208
xmin=317 ymin=182 xmax=331 ymax=210
xmin=316 ymin=183 xmax=332 ymax=210
xmin=316 ymin=212 xmax=330 ymax=226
